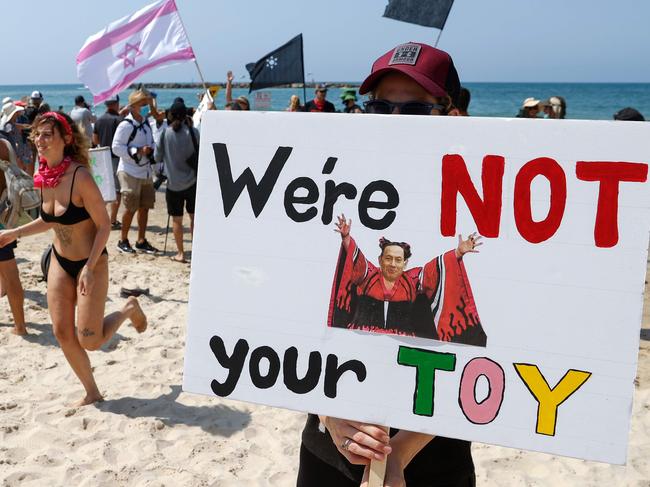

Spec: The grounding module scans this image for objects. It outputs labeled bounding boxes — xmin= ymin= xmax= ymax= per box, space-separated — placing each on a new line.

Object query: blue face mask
xmin=141 ymin=105 xmax=150 ymax=118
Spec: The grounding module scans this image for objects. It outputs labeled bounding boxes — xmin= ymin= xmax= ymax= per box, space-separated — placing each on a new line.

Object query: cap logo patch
xmin=388 ymin=44 xmax=421 ymax=66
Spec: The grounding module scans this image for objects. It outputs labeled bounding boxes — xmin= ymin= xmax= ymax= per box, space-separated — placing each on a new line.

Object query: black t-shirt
xmin=93 ymin=111 xmax=122 ymax=158
xmin=304 ymin=100 xmax=336 ymax=113
xmin=301 ymin=414 xmax=475 ymax=485
xmin=344 ymin=104 xmax=363 ymax=114
xmin=24 ymin=106 xmax=39 ymax=124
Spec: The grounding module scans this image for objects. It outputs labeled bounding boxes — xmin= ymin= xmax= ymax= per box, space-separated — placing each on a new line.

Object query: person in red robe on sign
xmin=328 ymin=214 xmax=486 ymax=346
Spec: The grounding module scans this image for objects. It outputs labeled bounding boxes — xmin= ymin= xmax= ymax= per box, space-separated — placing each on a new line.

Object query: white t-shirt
xmin=112 ymin=114 xmax=155 ymax=180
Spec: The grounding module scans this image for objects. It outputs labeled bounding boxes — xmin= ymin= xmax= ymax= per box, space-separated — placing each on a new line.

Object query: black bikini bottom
xmin=52 ymin=246 xmax=108 ymax=279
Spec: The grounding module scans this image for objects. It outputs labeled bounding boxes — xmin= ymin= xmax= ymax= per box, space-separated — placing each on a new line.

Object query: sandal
xmin=120 ymin=287 xmax=150 ymax=298
xmin=170 ymin=256 xmax=187 ymax=263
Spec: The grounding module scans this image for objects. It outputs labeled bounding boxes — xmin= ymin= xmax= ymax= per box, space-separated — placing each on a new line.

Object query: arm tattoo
xmin=79 ymin=328 xmax=95 ymax=337
xmin=54 ymin=224 xmax=73 ymax=246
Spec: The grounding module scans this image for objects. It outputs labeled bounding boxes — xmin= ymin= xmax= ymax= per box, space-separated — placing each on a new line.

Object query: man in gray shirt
xmin=154 ymin=101 xmax=198 ymax=263
xmin=70 ymin=95 xmax=95 ymax=143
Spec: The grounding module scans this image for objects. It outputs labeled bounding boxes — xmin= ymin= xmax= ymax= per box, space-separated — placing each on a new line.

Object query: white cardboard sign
xmin=89 ymin=147 xmax=116 ymax=202
xmin=183 ymin=111 xmax=650 ymax=464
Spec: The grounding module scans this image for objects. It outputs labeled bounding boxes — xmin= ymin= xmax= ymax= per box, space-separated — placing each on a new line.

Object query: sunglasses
xmin=363 ymin=99 xmax=446 ymax=115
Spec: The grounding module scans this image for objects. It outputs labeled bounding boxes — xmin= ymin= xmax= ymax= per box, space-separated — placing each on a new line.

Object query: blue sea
xmin=2 ymin=83 xmax=650 ymax=120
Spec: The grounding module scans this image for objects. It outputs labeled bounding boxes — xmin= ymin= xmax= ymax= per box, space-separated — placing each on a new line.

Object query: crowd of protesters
xmin=0 ymin=89 xmax=197 ymax=338
xmin=0 ymin=71 xmax=646 ymax=395
xmin=0 ymin=80 xmax=646 ymax=328
xmin=0 ymin=42 xmax=648 ymax=486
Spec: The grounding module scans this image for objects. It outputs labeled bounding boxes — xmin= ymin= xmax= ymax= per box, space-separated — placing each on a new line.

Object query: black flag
xmin=383 ymin=0 xmax=454 ymax=29
xmin=246 ymin=34 xmax=305 ymax=92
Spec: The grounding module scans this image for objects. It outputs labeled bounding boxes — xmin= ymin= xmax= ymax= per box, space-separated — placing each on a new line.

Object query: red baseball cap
xmin=359 ymin=42 xmax=460 ymax=104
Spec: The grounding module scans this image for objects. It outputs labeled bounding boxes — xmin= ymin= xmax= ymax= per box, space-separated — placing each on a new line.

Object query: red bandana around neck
xmin=313 ymin=98 xmax=326 ymax=111
xmin=33 ymin=156 xmax=72 ymax=189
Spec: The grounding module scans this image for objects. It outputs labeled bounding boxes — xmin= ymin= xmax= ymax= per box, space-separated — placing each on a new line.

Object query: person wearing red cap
xmin=297 ymin=43 xmax=475 ymax=487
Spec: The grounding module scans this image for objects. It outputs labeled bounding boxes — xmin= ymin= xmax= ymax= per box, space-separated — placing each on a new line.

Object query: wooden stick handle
xmin=367 ymin=426 xmax=390 ymax=487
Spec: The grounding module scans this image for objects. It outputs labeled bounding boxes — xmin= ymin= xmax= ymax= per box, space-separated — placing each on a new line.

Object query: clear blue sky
xmin=4 ymin=0 xmax=650 ymax=84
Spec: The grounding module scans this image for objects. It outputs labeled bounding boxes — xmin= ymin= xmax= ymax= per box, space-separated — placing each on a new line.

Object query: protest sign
xmin=183 ymin=111 xmax=650 ymax=464
xmin=254 ymin=91 xmax=272 ymax=110
xmin=88 ymin=147 xmax=116 ymax=202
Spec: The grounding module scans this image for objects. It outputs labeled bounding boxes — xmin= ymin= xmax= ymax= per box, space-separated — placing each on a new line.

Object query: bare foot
xmin=170 ymin=254 xmax=187 ymax=263
xmin=73 ymin=393 xmax=104 ymax=406
xmin=11 ymin=326 xmax=27 ymax=336
xmin=126 ymin=296 xmax=148 ymax=333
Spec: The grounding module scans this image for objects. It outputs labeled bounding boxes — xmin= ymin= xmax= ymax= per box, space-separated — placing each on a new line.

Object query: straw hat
xmin=1 ymin=101 xmax=25 ymax=128
xmin=128 ymin=89 xmax=151 ymax=107
xmin=522 ymin=97 xmax=540 ymax=108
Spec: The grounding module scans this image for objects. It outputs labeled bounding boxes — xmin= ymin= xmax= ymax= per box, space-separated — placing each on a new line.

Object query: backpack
xmin=186 ymin=124 xmax=199 ymax=172
xmin=118 ymin=118 xmax=153 ymax=166
xmin=0 ymin=139 xmax=40 ymax=228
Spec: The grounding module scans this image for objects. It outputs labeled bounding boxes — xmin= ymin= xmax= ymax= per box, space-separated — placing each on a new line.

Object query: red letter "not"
xmin=514 ymin=157 xmax=567 ymax=243
xmin=441 ymin=154 xmax=505 ymax=237
xmin=576 ymin=162 xmax=648 ymax=248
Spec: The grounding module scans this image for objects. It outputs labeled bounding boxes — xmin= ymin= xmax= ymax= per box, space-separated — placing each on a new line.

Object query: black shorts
xmin=165 ymin=184 xmax=196 ymax=217
xmin=0 ymin=241 xmax=17 ymax=262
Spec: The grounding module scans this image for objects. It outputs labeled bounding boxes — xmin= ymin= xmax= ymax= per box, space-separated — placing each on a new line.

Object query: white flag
xmin=193 ymin=88 xmax=217 ymax=130
xmin=76 ymin=0 xmax=195 ymax=104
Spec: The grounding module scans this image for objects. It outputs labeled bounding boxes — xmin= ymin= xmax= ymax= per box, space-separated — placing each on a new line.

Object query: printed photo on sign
xmin=327 ymin=214 xmax=486 ymax=346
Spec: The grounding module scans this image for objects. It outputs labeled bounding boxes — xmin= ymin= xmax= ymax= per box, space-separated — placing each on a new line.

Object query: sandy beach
xmin=0 ymin=194 xmax=648 ymax=487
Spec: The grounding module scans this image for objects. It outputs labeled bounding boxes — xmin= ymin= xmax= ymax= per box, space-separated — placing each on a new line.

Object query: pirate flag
xmin=246 ymin=34 xmax=305 ymax=92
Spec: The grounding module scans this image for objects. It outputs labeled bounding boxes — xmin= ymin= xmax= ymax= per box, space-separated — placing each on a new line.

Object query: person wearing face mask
xmin=297 ymin=43 xmax=477 ymax=487
xmin=111 ymin=90 xmax=159 ymax=254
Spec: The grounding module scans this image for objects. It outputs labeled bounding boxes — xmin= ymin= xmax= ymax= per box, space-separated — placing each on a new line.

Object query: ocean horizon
xmin=2 ymin=82 xmax=650 ymax=120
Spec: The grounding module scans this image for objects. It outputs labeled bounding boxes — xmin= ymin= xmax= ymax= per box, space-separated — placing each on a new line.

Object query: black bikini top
xmin=40 ymin=166 xmax=91 ymax=225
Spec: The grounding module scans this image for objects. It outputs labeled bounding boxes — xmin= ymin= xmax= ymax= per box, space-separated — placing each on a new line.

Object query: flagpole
xmin=434 ymin=0 xmax=456 ymax=47
xmin=174 ymin=0 xmax=208 ymax=92
xmin=433 ymin=28 xmax=443 ymax=48
xmin=300 ymin=33 xmax=307 ymax=106
xmin=192 ymin=59 xmax=209 ymax=93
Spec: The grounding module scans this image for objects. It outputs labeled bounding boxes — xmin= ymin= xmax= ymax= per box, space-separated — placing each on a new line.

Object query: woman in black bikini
xmin=0 ymin=112 xmax=147 ymax=406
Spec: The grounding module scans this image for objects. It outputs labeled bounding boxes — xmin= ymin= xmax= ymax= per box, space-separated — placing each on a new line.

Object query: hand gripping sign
xmin=183 ymin=111 xmax=650 ymax=465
